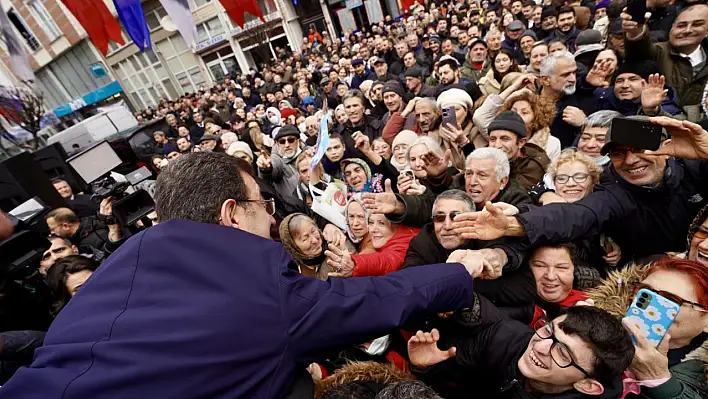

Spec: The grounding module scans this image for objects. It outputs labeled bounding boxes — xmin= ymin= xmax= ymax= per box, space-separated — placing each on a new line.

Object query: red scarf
xmin=530 ymin=290 xmax=589 ymax=326
xmin=470 ymin=61 xmax=484 ymax=71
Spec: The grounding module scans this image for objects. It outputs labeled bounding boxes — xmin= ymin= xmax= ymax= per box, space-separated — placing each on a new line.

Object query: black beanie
xmin=382 ymin=80 xmax=405 ymax=98
xmin=274 ymin=125 xmax=300 ymax=141
xmin=541 ymin=6 xmax=557 ymax=20
xmin=488 ymin=111 xmax=528 ymax=138
xmin=612 ymin=61 xmax=659 ymax=84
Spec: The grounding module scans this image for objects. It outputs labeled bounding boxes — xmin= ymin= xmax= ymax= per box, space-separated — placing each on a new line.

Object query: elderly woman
xmin=279 ymin=213 xmax=354 ymax=280
xmin=589 ymin=258 xmax=708 ymax=399
xmin=390 ymin=130 xmax=418 ymax=170
xmin=325 ymin=213 xmax=420 ymax=277
xmin=345 ymin=196 xmax=376 ymax=254
xmin=576 ymin=110 xmax=621 ymax=167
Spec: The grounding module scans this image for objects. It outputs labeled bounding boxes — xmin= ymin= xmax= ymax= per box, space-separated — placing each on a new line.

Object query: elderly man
xmin=540 ymin=51 xmax=597 ymax=148
xmin=488 ymin=111 xmax=551 ymax=190
xmin=403 ymin=189 xmax=534 ymax=314
xmin=382 ymin=97 xmax=438 ymax=145
xmin=3 ymin=152 xmax=491 ymax=399
xmin=362 ymin=147 xmax=532 ymax=227
xmin=454 ymin=116 xmax=708 ymax=262
xmin=381 ymin=80 xmax=408 ymax=127
xmin=622 ymin=3 xmax=708 ymax=120
xmin=460 ymin=39 xmax=491 ymax=81
xmin=256 ymin=125 xmax=302 ymax=195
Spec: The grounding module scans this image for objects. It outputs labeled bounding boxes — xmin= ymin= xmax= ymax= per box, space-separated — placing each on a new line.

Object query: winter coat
xmin=403 ymin=223 xmax=535 ymax=320
xmin=352 ymin=226 xmax=420 ymax=277
xmin=1 ymin=220 xmax=478 ymax=399
xmin=625 ymin=29 xmax=708 ymax=121
xmin=588 ymin=264 xmax=708 ymax=399
xmin=257 ymin=150 xmax=301 ymax=197
xmin=547 ymin=86 xmax=599 ymax=148
xmin=543 ymin=27 xmax=582 ymax=53
xmin=479 ymin=69 xmax=502 ymax=96
xmin=460 ymin=57 xmax=491 ymax=82
xmin=512 ymin=143 xmax=551 ymax=191
xmin=516 ymin=158 xmax=708 ymax=262
xmin=351 ymin=69 xmax=377 ymax=90
xmin=413 ymin=294 xmax=626 ymax=399
xmin=594 ymin=86 xmax=682 ymax=116
xmin=391 ymin=176 xmax=533 ymax=228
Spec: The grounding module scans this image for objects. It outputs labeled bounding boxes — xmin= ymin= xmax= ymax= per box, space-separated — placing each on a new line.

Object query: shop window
xmin=7 ymin=8 xmax=41 ymax=51
xmin=29 ymin=0 xmax=61 ymax=42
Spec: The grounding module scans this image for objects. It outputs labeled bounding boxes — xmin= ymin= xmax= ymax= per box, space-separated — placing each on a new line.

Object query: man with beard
xmin=543 ymin=6 xmax=582 ymax=53
xmin=539 ymin=51 xmax=597 ymax=148
xmin=461 ymin=39 xmax=491 ymax=81
xmin=435 ymin=56 xmax=484 ymax=101
xmin=256 ymin=125 xmax=302 ymax=195
xmin=390 ymin=41 xmax=409 ymax=75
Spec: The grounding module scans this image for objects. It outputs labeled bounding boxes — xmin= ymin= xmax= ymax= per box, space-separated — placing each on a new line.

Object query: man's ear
xmin=72 ymin=245 xmax=78 ymax=255
xmin=519 ymin=137 xmax=528 ymax=147
xmin=500 ymin=176 xmax=509 ymax=190
xmin=219 ymin=199 xmax=241 ymax=228
xmin=573 ymin=379 xmax=604 ymax=396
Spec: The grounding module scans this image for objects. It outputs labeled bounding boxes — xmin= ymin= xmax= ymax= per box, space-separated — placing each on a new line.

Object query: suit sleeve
xmin=279 ymin=254 xmax=475 ymax=360
xmin=517 ymin=188 xmax=630 ymax=245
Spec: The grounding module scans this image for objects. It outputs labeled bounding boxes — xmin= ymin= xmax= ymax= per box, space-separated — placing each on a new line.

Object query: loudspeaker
xmin=0 ymin=152 xmax=65 ymax=212
xmin=33 ymin=143 xmax=88 ymax=193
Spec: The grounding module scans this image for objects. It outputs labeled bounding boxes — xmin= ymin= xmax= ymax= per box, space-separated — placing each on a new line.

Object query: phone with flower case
xmin=624 ymin=288 xmax=680 ymax=347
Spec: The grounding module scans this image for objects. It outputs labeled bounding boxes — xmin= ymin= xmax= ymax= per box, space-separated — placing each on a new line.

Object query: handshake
xmin=446 ymin=248 xmax=507 ymax=280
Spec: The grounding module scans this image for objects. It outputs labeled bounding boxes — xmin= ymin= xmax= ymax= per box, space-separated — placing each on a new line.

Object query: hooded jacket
xmin=594 ymin=85 xmax=681 ymax=117
xmin=0 ymin=220 xmax=478 ymax=399
xmin=516 ymin=158 xmax=708 ymax=262
xmin=588 ymin=264 xmax=708 ymax=399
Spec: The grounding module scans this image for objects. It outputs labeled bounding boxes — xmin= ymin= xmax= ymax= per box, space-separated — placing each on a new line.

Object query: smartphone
xmin=627 ymin=0 xmax=647 ymax=23
xmin=625 ymin=288 xmax=680 ymax=347
xmin=400 ymin=169 xmax=415 ymax=179
xmin=609 ymin=117 xmax=663 ymax=152
xmin=441 ymin=106 xmax=460 ymax=130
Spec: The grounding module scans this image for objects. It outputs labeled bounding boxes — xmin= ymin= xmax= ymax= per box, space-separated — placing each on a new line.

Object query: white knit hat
xmin=227 ymin=141 xmax=254 ymax=161
xmin=436 ymin=88 xmax=474 ymax=110
xmin=392 ymin=130 xmax=419 ymax=149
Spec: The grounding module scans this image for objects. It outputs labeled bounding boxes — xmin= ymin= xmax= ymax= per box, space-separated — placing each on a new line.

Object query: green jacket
xmin=625 ymin=29 xmax=708 ymax=121
xmin=460 ymin=57 xmax=491 ymax=83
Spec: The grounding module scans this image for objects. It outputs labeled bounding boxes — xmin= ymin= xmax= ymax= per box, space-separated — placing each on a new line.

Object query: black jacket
xmin=517 ymin=158 xmax=708 ymax=261
xmin=548 ymin=85 xmax=598 ymax=148
xmin=189 ymin=123 xmax=205 ymax=142
xmin=391 ymin=176 xmax=533 ymax=228
xmin=414 ymin=294 xmax=625 ymax=399
xmin=71 ymin=216 xmax=122 ymax=255
xmin=403 ymin=224 xmax=535 ymax=321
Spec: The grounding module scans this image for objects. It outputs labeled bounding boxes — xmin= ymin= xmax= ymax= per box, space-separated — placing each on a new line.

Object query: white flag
xmin=0 ymin=7 xmax=34 ymax=82
xmin=159 ymin=0 xmax=198 ymax=47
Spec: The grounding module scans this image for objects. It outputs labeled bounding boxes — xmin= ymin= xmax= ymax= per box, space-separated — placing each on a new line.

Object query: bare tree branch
xmin=0 ymin=83 xmax=45 ymax=150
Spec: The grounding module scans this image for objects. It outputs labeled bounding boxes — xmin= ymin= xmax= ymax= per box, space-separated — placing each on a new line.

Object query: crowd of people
xmin=3 ymin=0 xmax=708 ymax=397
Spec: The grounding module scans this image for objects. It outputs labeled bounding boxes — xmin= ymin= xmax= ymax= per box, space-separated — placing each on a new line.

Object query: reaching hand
xmin=361 ymin=179 xmax=402 ymax=214
xmin=622 ymin=317 xmax=672 ymax=381
xmin=353 ymin=131 xmax=372 ymax=153
xmin=476 ymin=248 xmax=507 ymax=279
xmin=451 ymin=202 xmax=511 ymax=241
xmin=99 ymin=197 xmax=114 ymax=217
xmin=646 ymin=117 xmax=708 ymax=160
xmin=492 ymin=202 xmax=520 ymax=216
xmin=402 ymin=97 xmax=420 ymax=117
xmin=641 ymin=74 xmax=668 ymax=114
xmin=586 ymin=60 xmax=613 ymax=88
xmin=447 ymin=249 xmax=493 ymax=278
xmin=422 ymin=149 xmax=451 ymax=178
xmin=407 ymin=329 xmax=457 ymax=368
xmin=256 ymin=151 xmax=272 ymax=170
xmin=562 ymin=106 xmax=586 ymax=127
xmin=322 ymin=224 xmax=346 ymax=249
xmin=620 ymin=8 xmax=651 ymax=39
xmin=325 ymin=245 xmax=355 ymax=278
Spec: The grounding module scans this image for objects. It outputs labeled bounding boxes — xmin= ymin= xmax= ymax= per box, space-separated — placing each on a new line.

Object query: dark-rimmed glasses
xmin=238 ymin=198 xmax=276 ymax=216
xmin=533 ymin=317 xmax=592 ymax=378
xmin=432 ymin=211 xmax=461 ymax=223
xmin=633 ymin=283 xmax=708 ymax=313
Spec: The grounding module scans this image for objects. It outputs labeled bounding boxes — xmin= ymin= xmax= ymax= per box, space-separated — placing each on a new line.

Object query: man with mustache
xmin=623 ymin=3 xmax=708 ymax=121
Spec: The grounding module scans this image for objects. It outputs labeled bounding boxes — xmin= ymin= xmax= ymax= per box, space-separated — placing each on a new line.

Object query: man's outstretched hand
xmin=447 ymin=249 xmax=494 ymax=278
xmin=408 ymin=328 xmax=456 ymax=368
xmin=451 ymin=202 xmax=514 ymax=241
xmin=647 ymin=117 xmax=708 ymax=160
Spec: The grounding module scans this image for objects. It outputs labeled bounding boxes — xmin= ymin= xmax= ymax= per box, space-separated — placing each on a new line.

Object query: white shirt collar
xmin=681 ymin=46 xmax=706 ymax=68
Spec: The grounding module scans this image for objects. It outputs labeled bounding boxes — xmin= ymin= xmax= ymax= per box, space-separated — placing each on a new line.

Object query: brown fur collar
xmin=314 ymin=361 xmax=414 ymax=398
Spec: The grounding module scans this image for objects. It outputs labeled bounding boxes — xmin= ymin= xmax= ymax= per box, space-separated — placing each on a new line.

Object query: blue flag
xmin=113 ymin=0 xmax=152 ymax=52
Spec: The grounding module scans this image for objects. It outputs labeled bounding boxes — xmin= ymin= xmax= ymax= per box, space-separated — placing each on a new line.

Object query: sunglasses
xmin=432 ymin=211 xmax=461 ymax=223
xmin=633 ymin=283 xmax=708 ymax=313
xmin=278 ymin=137 xmax=298 ymax=145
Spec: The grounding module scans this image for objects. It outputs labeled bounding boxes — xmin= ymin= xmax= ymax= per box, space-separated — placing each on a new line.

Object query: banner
xmin=0 ymin=7 xmax=33 ymax=82
xmin=159 ymin=0 xmax=198 ymax=47
xmin=219 ymin=0 xmax=265 ymax=28
xmin=310 ymin=112 xmax=330 ymax=171
xmin=114 ymin=0 xmax=152 ymax=51
xmin=61 ymin=0 xmax=124 ymax=55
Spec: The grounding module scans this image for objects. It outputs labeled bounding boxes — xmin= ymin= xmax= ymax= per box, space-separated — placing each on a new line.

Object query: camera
xmin=90 ymin=176 xmax=130 ymax=204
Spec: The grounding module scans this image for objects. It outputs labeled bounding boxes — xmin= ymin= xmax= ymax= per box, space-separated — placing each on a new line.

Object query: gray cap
xmin=507 ymin=20 xmax=525 ymax=31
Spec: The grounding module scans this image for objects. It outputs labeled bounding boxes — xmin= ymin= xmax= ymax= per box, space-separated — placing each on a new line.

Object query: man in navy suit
xmin=1 ymin=152 xmax=489 ymax=399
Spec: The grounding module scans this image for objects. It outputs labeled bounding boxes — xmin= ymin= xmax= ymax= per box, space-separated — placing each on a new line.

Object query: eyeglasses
xmin=238 ymin=198 xmax=276 ymax=216
xmin=554 ymin=173 xmax=589 ymax=184
xmin=278 ymin=137 xmax=298 ymax=145
xmin=432 ymin=211 xmax=461 ymax=223
xmin=633 ymin=283 xmax=708 ymax=313
xmin=533 ymin=318 xmax=592 ymax=378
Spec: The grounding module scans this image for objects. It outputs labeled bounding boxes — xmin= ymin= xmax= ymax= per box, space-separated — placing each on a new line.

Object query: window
xmin=117 ymin=48 xmax=178 ymax=110
xmin=154 ymin=35 xmax=205 ymax=94
xmin=196 ymin=17 xmax=224 ymax=43
xmin=29 ymin=0 xmax=61 ymax=42
xmin=144 ymin=6 xmax=168 ymax=31
xmin=7 ymin=8 xmax=40 ymax=51
xmin=189 ymin=0 xmax=212 ymax=9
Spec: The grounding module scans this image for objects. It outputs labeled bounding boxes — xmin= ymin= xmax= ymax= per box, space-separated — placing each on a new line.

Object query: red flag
xmin=61 ymin=0 xmax=124 ymax=55
xmin=219 ymin=0 xmax=265 ymax=28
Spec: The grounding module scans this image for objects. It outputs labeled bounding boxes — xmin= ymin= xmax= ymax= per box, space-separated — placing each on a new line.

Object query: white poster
xmin=335 ymin=8 xmax=357 ymax=32
xmin=364 ymin=0 xmax=384 ymax=24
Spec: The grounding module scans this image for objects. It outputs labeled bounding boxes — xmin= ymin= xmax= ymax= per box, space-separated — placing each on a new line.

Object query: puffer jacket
xmin=588 ymin=264 xmax=708 ymax=399
xmin=625 ymin=29 xmax=708 ymax=121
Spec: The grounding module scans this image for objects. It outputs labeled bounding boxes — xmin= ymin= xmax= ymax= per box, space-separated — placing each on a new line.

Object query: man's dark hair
xmin=559 ymin=306 xmax=635 ymax=385
xmin=375 ymin=381 xmax=441 ymax=399
xmin=154 ymin=152 xmax=251 ymax=224
xmin=47 ymin=255 xmax=99 ymax=315
xmin=558 ymin=5 xmax=576 ymax=16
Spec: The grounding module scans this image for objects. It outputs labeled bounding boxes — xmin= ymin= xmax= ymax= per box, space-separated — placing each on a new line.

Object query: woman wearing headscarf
xmin=434 ymin=88 xmax=482 ymax=170
xmin=390 ymin=130 xmax=418 ymax=171
xmin=345 ymin=195 xmax=376 ymax=255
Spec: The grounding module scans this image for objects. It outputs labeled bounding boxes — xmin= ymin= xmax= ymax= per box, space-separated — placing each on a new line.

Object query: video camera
xmin=67 ymin=141 xmax=155 ymax=234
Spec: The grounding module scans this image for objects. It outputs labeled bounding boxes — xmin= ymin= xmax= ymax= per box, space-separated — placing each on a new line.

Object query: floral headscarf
xmin=341 ymin=158 xmax=383 ymax=195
